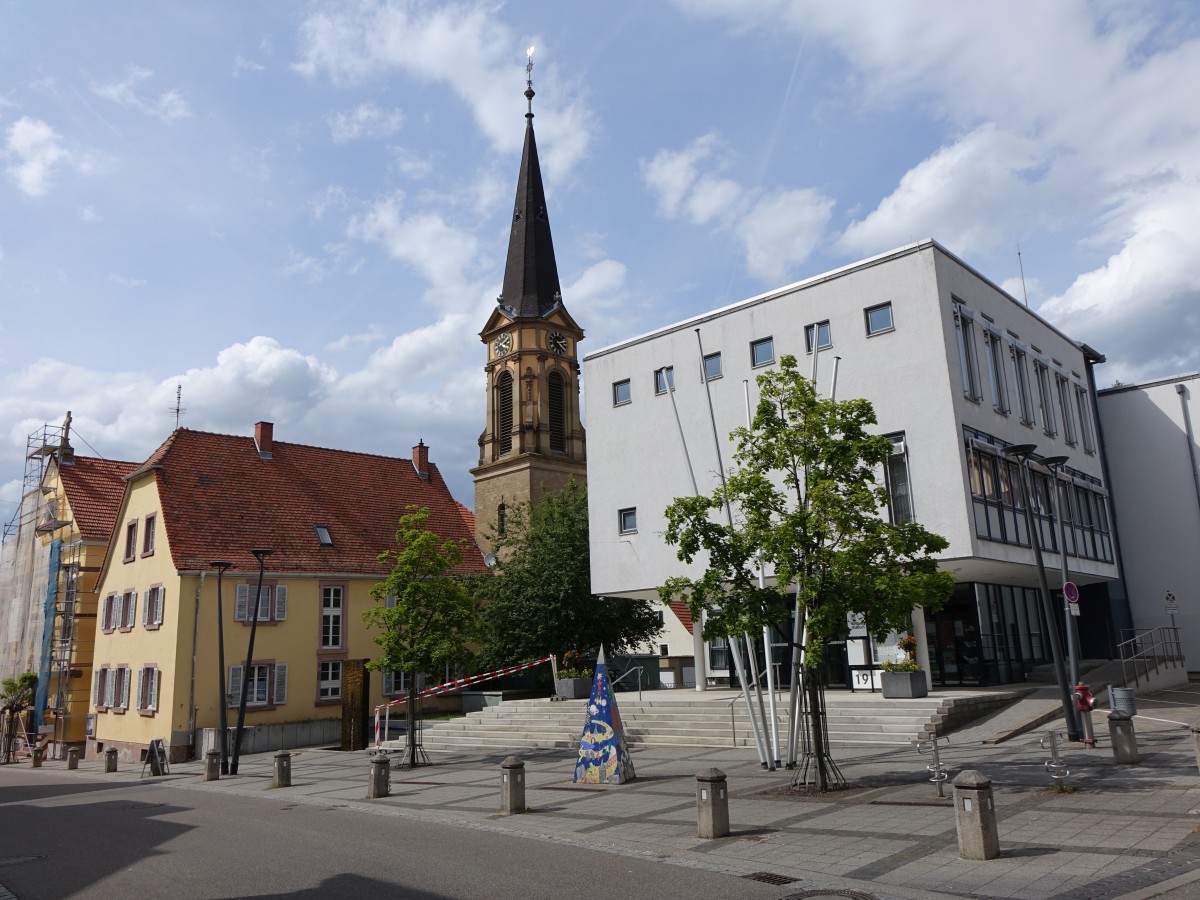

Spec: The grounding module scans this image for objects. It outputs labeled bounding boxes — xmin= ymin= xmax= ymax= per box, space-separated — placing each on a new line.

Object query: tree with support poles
xmin=660 ymin=355 xmax=954 ymax=791
xmin=363 ymin=506 xmax=481 ymax=767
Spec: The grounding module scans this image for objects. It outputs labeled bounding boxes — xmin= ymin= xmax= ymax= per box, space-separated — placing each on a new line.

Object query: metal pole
xmin=1046 ymin=459 xmax=1081 ymax=688
xmin=209 ymin=561 xmax=233 ymax=774
xmin=230 ymin=548 xmax=274 ymax=775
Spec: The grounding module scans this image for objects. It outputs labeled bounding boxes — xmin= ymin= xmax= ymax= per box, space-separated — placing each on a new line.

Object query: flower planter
xmin=881 ymin=670 xmax=928 ymax=699
xmin=556 ymin=677 xmax=591 ymax=700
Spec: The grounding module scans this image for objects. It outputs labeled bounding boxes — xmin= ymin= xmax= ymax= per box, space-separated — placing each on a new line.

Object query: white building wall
xmin=1097 ymin=374 xmax=1200 ymax=667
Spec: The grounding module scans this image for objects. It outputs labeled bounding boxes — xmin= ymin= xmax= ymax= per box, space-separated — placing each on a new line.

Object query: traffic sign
xmin=1166 ymin=590 xmax=1180 ymax=616
xmin=1064 ymin=582 xmax=1080 ymax=604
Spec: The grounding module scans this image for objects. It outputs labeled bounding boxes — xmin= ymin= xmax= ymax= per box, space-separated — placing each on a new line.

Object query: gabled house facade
xmin=88 ymin=423 xmax=485 ymax=763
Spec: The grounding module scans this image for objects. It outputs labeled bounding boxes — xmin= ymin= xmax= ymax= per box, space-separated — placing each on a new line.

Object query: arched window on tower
xmin=548 ymin=370 xmax=566 ymax=452
xmin=496 ymin=371 xmax=514 ymax=455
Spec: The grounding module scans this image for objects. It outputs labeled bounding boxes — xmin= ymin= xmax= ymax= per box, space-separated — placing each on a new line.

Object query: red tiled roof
xmin=455 ymin=502 xmax=477 ymax=543
xmin=145 ymin=428 xmax=487 ymax=576
xmin=56 ymin=457 xmax=139 ymax=540
xmin=667 ymin=601 xmax=695 ymax=635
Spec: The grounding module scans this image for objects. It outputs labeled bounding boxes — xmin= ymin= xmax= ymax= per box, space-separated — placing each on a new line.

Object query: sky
xmin=3 ymin=0 xmax=1200 ymax=524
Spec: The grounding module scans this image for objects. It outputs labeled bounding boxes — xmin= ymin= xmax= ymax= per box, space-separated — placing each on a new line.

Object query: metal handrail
xmin=610 ymin=666 xmax=643 ymax=701
xmin=1117 ymin=626 xmax=1184 ymax=688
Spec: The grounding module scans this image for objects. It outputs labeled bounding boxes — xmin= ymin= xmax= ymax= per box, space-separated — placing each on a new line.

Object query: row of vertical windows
xmin=123 ymin=514 xmax=157 ymax=562
xmin=101 ymin=586 xmax=165 ymax=632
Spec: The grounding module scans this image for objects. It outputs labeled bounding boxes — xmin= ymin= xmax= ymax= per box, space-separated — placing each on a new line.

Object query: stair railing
xmin=610 ymin=666 xmax=643 ymax=701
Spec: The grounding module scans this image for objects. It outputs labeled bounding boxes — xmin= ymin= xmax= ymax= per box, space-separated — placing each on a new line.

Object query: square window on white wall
xmin=618 ymin=508 xmax=638 ymax=534
xmin=750 ymin=337 xmax=774 ymax=367
xmin=612 ymin=379 xmax=632 ymax=405
xmin=865 ymin=303 xmax=893 ymax=335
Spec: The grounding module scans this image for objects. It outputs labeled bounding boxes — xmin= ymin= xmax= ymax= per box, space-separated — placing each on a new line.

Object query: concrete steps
xmin=383 ymin=692 xmax=979 ymax=754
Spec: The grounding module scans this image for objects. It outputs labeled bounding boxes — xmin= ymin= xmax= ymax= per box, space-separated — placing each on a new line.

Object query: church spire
xmin=498 ymin=48 xmax=563 ymax=319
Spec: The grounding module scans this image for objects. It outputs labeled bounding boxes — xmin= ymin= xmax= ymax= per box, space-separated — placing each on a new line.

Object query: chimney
xmin=412 ymin=440 xmax=429 ymax=480
xmin=254 ymin=421 xmax=274 ymax=460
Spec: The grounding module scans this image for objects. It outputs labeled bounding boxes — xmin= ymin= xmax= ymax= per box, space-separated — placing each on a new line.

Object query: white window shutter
xmin=156 ymin=587 xmax=165 ymax=625
xmin=273 ymin=663 xmax=288 ymax=705
xmin=142 ymin=590 xmax=150 ymax=626
xmin=227 ymin=665 xmax=243 ymax=706
xmin=94 ymin=669 xmax=104 ymax=707
xmin=136 ymin=667 xmax=145 ymax=710
xmin=383 ymin=672 xmax=394 ymax=696
xmin=127 ymin=593 xmax=137 ymax=628
xmin=274 ymin=585 xmax=287 ymax=621
xmin=149 ymin=669 xmax=159 ymax=711
xmin=105 ymin=669 xmax=116 ymax=707
xmin=256 ymin=586 xmax=271 ymax=621
xmin=234 ymin=585 xmax=248 ymax=621
xmin=121 ymin=668 xmax=130 ymax=709
xmin=103 ymin=596 xmax=113 ymax=630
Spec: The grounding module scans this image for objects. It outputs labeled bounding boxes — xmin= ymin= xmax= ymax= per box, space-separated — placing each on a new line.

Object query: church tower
xmin=471 ymin=57 xmax=587 ymax=553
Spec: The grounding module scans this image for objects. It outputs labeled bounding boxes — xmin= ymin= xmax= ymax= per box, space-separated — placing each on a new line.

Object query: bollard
xmin=1191 ymin=727 xmax=1200 ymax=776
xmin=67 ymin=747 xmax=79 ymax=770
xmin=204 ymin=749 xmax=221 ymax=782
xmin=952 ymin=770 xmax=1000 ymax=860
xmin=367 ymin=755 xmax=390 ymax=799
xmin=272 ymin=751 xmax=291 ymax=789
xmin=1108 ymin=711 xmax=1140 ymax=765
xmin=104 ymin=747 xmax=118 ymax=773
xmin=31 ymin=746 xmax=43 ymax=768
xmin=500 ymin=755 xmax=526 ymax=815
xmin=695 ymin=768 xmax=730 ymax=839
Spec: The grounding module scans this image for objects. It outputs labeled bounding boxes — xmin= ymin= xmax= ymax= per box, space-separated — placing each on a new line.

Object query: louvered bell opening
xmin=548 ymin=371 xmax=566 ymax=452
xmin=497 ymin=372 xmax=514 ymax=455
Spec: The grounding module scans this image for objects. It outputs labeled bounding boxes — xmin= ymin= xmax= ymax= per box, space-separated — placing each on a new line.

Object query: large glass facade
xmin=925 ymin=582 xmax=1051 ymax=686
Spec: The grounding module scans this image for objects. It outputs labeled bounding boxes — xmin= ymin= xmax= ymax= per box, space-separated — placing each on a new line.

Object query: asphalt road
xmin=0 ymin=768 xmax=788 ymax=900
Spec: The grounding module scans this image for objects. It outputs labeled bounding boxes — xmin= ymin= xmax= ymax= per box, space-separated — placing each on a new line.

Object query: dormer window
xmin=315 ymin=525 xmax=333 ymax=547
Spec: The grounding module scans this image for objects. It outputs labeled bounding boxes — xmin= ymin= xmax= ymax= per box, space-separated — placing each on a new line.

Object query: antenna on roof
xmin=1017 ymin=243 xmax=1029 ymax=306
xmin=169 ymin=384 xmax=187 ymax=429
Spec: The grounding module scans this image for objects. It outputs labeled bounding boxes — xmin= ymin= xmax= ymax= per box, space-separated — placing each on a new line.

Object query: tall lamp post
xmin=230 ymin=548 xmax=274 ymax=775
xmin=1003 ymin=444 xmax=1080 ymax=742
xmin=1040 ymin=455 xmax=1081 ymax=689
xmin=208 ymin=560 xmax=233 ymax=774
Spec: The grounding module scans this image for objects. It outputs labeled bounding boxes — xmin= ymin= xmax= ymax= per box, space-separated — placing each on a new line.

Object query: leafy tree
xmin=364 ymin=506 xmax=481 ymax=766
xmin=1 ymin=672 xmax=37 ymax=764
xmin=480 ymin=480 xmax=663 ymax=668
xmin=661 ymin=355 xmax=954 ymax=790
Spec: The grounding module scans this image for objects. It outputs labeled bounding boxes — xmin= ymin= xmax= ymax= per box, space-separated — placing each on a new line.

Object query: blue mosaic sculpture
xmin=573 ymin=646 xmax=636 ymax=784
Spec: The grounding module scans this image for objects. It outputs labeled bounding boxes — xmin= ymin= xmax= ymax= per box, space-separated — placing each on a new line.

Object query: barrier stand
xmin=367 ymin=755 xmax=390 ymax=799
xmin=917 ymin=736 xmax=949 ymax=798
xmin=952 ymin=770 xmax=1000 ymax=860
xmin=66 ymin=747 xmax=79 ymax=771
xmin=104 ymin=748 xmax=118 ymax=773
xmin=500 ymin=756 xmax=525 ymax=815
xmin=272 ymin=751 xmax=291 ymax=789
xmin=1040 ymin=731 xmax=1070 ymax=788
xmin=1108 ymin=711 xmax=1140 ymax=765
xmin=204 ymin=749 xmax=220 ymax=782
xmin=695 ymin=768 xmax=730 ymax=839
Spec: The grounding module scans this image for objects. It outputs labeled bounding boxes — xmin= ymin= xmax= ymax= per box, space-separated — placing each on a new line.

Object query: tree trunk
xmin=406 ymin=674 xmax=417 ymax=769
xmin=804 ymin=666 xmax=829 ymax=792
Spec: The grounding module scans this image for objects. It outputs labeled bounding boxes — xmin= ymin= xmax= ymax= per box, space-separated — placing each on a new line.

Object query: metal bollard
xmin=1040 ymin=731 xmax=1070 ymax=788
xmin=917 ymin=737 xmax=949 ymax=798
xmin=204 ymin=750 xmax=220 ymax=782
xmin=67 ymin=747 xmax=79 ymax=770
xmin=952 ymin=770 xmax=1000 ymax=860
xmin=104 ymin=747 xmax=118 ymax=773
xmin=272 ymin=751 xmax=291 ymax=788
xmin=500 ymin=755 xmax=526 ymax=815
xmin=367 ymin=755 xmax=390 ymax=799
xmin=1108 ymin=712 xmax=1140 ymax=765
xmin=695 ymin=768 xmax=730 ymax=839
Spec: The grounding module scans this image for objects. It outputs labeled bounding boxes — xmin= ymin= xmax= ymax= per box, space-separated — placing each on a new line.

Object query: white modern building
xmin=585 ymin=239 xmax=1128 ymax=688
xmin=1098 ymin=373 xmax=1200 ymax=668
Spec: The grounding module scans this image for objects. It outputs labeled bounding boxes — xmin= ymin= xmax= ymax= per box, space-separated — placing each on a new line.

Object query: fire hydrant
xmin=1075 ymin=683 xmax=1097 ymax=747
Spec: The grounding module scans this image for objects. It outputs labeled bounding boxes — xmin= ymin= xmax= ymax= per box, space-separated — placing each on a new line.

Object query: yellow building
xmin=88 ymin=422 xmax=484 ymax=763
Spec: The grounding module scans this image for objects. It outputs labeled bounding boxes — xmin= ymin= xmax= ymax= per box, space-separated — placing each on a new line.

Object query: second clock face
xmin=493 ymin=332 xmax=513 ymax=356
xmin=548 ymin=331 xmax=568 ymax=354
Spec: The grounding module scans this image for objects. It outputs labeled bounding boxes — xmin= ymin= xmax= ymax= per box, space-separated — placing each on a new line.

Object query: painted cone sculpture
xmin=573 ymin=647 xmax=635 ymax=784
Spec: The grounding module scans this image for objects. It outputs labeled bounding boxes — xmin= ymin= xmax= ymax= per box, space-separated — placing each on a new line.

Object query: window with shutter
xmin=254 ymin=585 xmax=272 ymax=621
xmin=496 ymin=371 xmax=514 ymax=455
xmin=227 ymin=665 xmax=243 ymax=706
xmin=548 ymin=371 xmax=566 ymax=452
xmin=136 ymin=667 xmax=146 ymax=710
xmin=94 ymin=668 xmax=106 ymax=708
xmin=122 ymin=591 xmax=137 ymax=629
xmin=385 ymin=593 xmax=397 ymax=608
xmin=149 ymin=669 xmax=159 ymax=711
xmin=154 ymin=587 xmax=165 ymax=625
xmin=105 ymin=669 xmax=116 ymax=708
xmin=142 ymin=590 xmax=150 ymax=627
xmin=274 ymin=585 xmax=287 ymax=620
xmin=121 ymin=668 xmax=130 ymax=709
xmin=234 ymin=584 xmax=249 ymax=621
xmin=273 ymin=663 xmax=288 ymax=704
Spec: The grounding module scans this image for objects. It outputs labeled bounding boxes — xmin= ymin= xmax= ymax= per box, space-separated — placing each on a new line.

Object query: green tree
xmin=1 ymin=672 xmax=37 ymax=764
xmin=364 ymin=506 xmax=481 ymax=766
xmin=480 ymin=480 xmax=663 ymax=668
xmin=661 ymin=355 xmax=953 ymax=790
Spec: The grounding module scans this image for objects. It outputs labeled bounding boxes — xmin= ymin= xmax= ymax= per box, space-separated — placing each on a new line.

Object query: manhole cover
xmin=743 ymin=871 xmax=799 ymax=885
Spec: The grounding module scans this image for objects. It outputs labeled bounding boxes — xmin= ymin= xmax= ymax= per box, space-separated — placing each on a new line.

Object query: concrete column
xmin=104 ymin=747 xmax=118 ymax=773
xmin=367 ymin=755 xmax=390 ymax=799
xmin=1108 ymin=712 xmax=1140 ymax=765
xmin=67 ymin=747 xmax=79 ymax=770
xmin=204 ymin=750 xmax=221 ymax=781
xmin=31 ymin=747 xmax=43 ymax=768
xmin=500 ymin=755 xmax=526 ymax=815
xmin=272 ymin=751 xmax=291 ymax=789
xmin=695 ymin=768 xmax=729 ymax=839
xmin=952 ymin=770 xmax=1000 ymax=860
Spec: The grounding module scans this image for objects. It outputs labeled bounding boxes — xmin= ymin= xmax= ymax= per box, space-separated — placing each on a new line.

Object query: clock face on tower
xmin=493 ymin=332 xmax=513 ymax=357
xmin=548 ymin=331 xmax=567 ymax=355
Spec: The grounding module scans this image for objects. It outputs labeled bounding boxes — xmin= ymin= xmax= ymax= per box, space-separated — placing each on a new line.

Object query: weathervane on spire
xmin=525 ymin=46 xmax=535 ymax=119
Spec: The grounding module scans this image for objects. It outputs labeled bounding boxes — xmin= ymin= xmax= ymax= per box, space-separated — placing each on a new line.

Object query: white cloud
xmin=328 ymin=102 xmax=403 ymax=143
xmin=233 ymin=54 xmax=266 ymax=77
xmin=79 ymin=206 xmax=100 ymax=223
xmin=309 ymin=185 xmax=350 ymax=221
xmin=326 ymin=324 xmax=387 ymax=352
xmin=390 ymin=146 xmax=434 ymax=179
xmin=107 ymin=274 xmax=146 ymax=288
xmin=91 ymin=65 xmax=193 ymax=122
xmin=5 ymin=116 xmax=68 ymax=196
xmin=641 ymin=132 xmax=731 ymax=220
xmin=739 ymin=189 xmax=834 ymax=283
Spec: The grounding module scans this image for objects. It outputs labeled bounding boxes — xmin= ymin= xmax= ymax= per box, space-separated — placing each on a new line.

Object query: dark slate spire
xmin=498 ymin=52 xmax=562 ymax=319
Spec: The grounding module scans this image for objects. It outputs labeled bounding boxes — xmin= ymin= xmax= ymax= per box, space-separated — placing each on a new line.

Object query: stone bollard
xmin=1108 ymin=711 xmax=1140 ymax=765
xmin=695 ymin=768 xmax=730 ymax=839
xmin=104 ymin=747 xmax=118 ymax=773
xmin=952 ymin=770 xmax=1000 ymax=860
xmin=204 ymin=749 xmax=221 ymax=782
xmin=272 ymin=751 xmax=292 ymax=789
xmin=67 ymin=747 xmax=79 ymax=770
xmin=31 ymin=746 xmax=43 ymax=768
xmin=367 ymin=755 xmax=390 ymax=799
xmin=500 ymin=755 xmax=526 ymax=815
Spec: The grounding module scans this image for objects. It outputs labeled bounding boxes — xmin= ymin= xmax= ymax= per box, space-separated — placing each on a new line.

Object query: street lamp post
xmin=1040 ymin=455 xmax=1081 ymax=689
xmin=230 ymin=548 xmax=274 ymax=775
xmin=208 ymin=560 xmax=233 ymax=774
xmin=1003 ymin=444 xmax=1080 ymax=742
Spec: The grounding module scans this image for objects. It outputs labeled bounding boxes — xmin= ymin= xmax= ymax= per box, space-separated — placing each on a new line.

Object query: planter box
xmin=556 ymin=677 xmax=591 ymax=700
xmin=881 ymin=670 xmax=928 ymax=699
